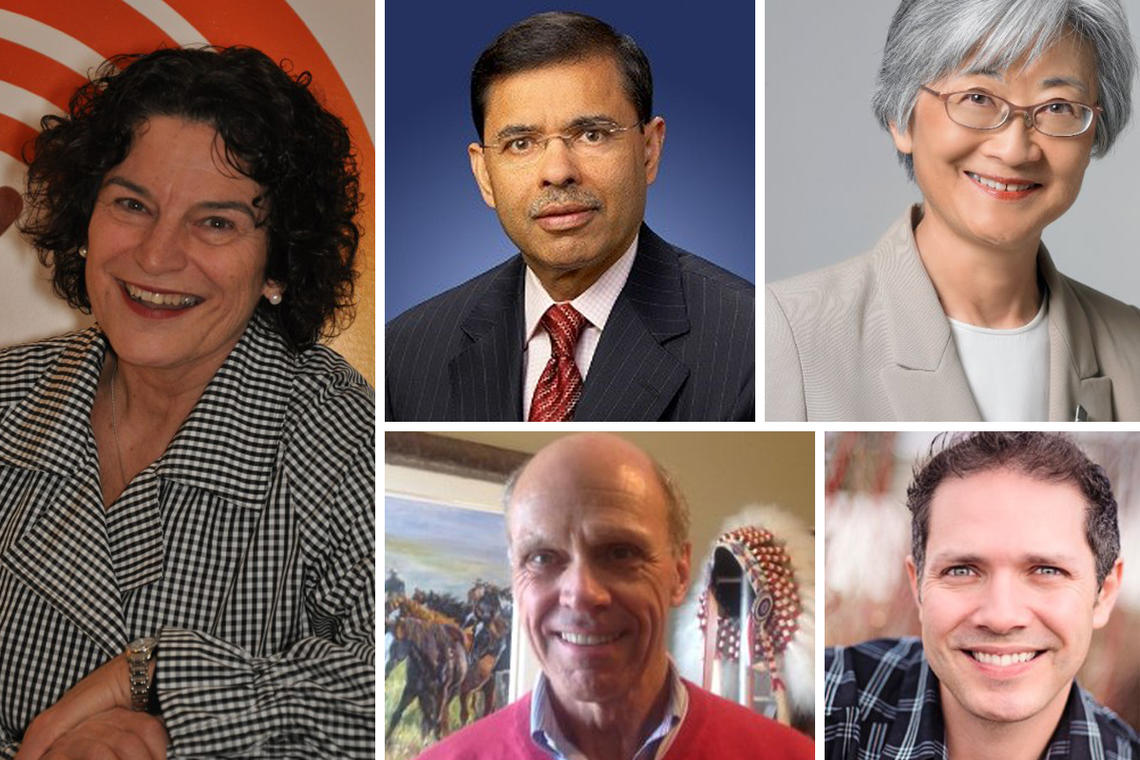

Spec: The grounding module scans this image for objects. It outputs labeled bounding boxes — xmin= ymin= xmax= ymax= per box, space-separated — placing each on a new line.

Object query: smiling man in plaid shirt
xmin=825 ymin=433 xmax=1140 ymax=760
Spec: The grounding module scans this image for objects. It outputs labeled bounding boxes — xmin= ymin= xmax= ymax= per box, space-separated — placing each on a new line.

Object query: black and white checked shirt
xmin=825 ymin=637 xmax=1140 ymax=760
xmin=0 ymin=316 xmax=375 ymax=758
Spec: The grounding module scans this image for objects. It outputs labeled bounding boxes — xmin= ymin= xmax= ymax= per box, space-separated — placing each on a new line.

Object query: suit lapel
xmin=449 ymin=259 xmax=526 ymax=420
xmin=0 ymin=331 xmax=126 ymax=657
xmin=876 ymin=210 xmax=982 ymax=421
xmin=575 ymin=226 xmax=690 ymax=420
xmin=1040 ymin=251 xmax=1113 ymax=421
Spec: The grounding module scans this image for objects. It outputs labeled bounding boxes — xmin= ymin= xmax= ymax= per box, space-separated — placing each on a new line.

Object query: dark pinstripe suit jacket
xmin=385 ymin=225 xmax=754 ymax=421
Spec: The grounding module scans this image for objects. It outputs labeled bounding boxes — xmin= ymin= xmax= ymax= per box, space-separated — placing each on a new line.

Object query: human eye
xmin=114 ymin=197 xmax=149 ymax=214
xmin=958 ymin=91 xmax=997 ymax=108
xmin=607 ymin=544 xmax=636 ymax=561
xmin=201 ymin=216 xmax=236 ymax=231
xmin=524 ymin=549 xmax=559 ymax=570
xmin=943 ymin=565 xmax=976 ymax=577
xmin=1033 ymin=565 xmax=1068 ymax=577
xmin=571 ymin=123 xmax=618 ymax=147
xmin=1043 ymin=100 xmax=1078 ymax=116
xmin=504 ymin=135 xmax=538 ymax=155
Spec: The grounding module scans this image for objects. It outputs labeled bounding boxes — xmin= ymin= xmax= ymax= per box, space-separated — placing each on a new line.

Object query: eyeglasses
xmin=481 ymin=121 xmax=642 ymax=167
xmin=920 ymin=85 xmax=1101 ymax=137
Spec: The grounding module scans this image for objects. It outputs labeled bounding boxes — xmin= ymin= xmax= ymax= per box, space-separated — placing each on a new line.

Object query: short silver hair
xmin=501 ymin=457 xmax=691 ymax=556
xmin=872 ymin=0 xmax=1136 ymax=178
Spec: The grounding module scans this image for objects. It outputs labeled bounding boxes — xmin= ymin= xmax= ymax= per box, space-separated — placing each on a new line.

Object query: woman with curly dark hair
xmin=0 ymin=47 xmax=373 ymax=758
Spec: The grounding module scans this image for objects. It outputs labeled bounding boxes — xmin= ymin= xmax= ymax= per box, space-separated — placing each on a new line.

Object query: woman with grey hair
xmin=767 ymin=0 xmax=1140 ymax=421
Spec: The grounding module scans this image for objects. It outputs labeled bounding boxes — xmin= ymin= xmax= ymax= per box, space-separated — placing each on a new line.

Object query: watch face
xmin=129 ymin=636 xmax=157 ymax=655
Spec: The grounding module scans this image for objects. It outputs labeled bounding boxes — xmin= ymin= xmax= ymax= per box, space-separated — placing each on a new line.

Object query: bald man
xmin=416 ymin=434 xmax=813 ymax=760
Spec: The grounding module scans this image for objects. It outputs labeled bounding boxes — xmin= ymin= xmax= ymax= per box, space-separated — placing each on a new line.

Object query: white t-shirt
xmin=949 ymin=299 xmax=1049 ymax=421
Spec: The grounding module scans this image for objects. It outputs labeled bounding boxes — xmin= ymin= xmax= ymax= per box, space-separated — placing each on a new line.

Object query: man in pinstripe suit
xmin=385 ymin=12 xmax=754 ymax=421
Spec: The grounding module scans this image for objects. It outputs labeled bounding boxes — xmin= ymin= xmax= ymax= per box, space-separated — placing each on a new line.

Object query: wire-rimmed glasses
xmin=920 ymin=85 xmax=1101 ymax=137
xmin=480 ymin=120 xmax=642 ymax=167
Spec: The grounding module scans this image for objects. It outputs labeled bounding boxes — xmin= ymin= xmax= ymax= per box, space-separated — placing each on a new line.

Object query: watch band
xmin=126 ymin=636 xmax=158 ymax=712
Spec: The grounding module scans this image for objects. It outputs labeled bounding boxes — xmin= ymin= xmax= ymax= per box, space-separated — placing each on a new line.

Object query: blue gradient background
xmin=385 ymin=2 xmax=755 ymax=320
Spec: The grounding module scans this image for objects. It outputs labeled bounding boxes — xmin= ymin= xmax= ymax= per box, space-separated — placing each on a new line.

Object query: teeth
xmin=971 ymin=650 xmax=1037 ymax=667
xmin=124 ymin=283 xmax=199 ymax=307
xmin=968 ymin=172 xmax=1035 ymax=192
xmin=559 ymin=632 xmax=619 ymax=646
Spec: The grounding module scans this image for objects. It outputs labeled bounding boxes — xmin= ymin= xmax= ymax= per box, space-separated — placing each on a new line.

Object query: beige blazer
xmin=766 ymin=207 xmax=1140 ymax=421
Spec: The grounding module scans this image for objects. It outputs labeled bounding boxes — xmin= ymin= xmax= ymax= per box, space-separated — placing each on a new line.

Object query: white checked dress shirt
xmin=521 ymin=235 xmax=637 ymax=419
xmin=0 ymin=316 xmax=374 ymax=757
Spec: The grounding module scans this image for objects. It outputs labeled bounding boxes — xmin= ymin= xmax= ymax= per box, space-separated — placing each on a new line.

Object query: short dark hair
xmin=907 ymin=432 xmax=1120 ymax=587
xmin=21 ymin=46 xmax=361 ymax=351
xmin=470 ymin=12 xmax=653 ymax=140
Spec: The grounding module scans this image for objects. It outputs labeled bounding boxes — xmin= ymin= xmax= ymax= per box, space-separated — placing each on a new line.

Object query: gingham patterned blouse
xmin=0 ymin=317 xmax=374 ymax=758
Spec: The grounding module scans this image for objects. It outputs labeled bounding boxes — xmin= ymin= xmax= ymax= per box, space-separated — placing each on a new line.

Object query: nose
xmin=971 ymin=573 xmax=1031 ymax=634
xmin=536 ymin=136 xmax=581 ymax=187
xmin=134 ymin=217 xmax=187 ymax=274
xmin=984 ymin=115 xmax=1044 ymax=166
xmin=558 ymin=558 xmax=610 ymax=611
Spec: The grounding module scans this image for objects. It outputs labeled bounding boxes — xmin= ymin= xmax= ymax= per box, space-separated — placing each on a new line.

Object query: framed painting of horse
xmin=384 ymin=494 xmax=514 ymax=760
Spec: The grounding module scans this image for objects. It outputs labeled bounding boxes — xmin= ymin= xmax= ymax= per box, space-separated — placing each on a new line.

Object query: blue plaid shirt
xmin=825 ymin=637 xmax=1140 ymax=760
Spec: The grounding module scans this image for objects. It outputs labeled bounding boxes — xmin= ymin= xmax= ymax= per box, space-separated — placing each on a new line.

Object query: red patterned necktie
xmin=529 ymin=303 xmax=588 ymax=421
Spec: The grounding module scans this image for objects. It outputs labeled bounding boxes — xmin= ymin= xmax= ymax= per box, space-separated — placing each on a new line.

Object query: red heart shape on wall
xmin=0 ymin=187 xmax=22 ymax=238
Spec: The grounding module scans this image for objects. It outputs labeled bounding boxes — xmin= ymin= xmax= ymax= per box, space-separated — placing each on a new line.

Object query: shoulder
xmin=1076 ymin=684 xmax=1140 ymax=752
xmin=0 ymin=330 xmax=96 ymax=407
xmin=415 ymin=695 xmax=533 ymax=760
xmin=824 ymin=637 xmax=924 ymax=710
xmin=1054 ymin=270 xmax=1140 ymax=334
xmin=387 ymin=256 xmax=523 ymax=341
xmin=676 ymin=681 xmax=813 ymax=758
xmin=767 ymin=246 xmax=886 ymax=332
xmin=640 ymin=227 xmax=754 ymax=296
xmin=280 ymin=341 xmax=374 ymax=466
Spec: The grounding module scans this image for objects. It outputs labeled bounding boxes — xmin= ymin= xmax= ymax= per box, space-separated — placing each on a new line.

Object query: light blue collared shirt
xmin=529 ymin=662 xmax=689 ymax=760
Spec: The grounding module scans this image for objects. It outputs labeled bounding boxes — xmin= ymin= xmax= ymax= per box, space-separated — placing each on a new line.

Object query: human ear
xmin=468 ymin=143 xmax=497 ymax=209
xmin=1092 ymin=559 xmax=1123 ymax=629
xmin=643 ymin=116 xmax=666 ymax=185
xmin=262 ymin=280 xmax=285 ymax=302
xmin=670 ymin=541 xmax=692 ymax=606
xmin=905 ymin=555 xmax=922 ymax=612
xmin=889 ymin=121 xmax=914 ymax=154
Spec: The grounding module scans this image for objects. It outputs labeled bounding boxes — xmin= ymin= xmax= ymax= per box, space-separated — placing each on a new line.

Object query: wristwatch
xmin=125 ymin=636 xmax=158 ymax=712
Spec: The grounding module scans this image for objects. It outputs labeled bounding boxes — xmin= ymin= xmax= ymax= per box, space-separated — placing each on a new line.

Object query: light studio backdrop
xmin=765 ymin=0 xmax=1140 ymax=305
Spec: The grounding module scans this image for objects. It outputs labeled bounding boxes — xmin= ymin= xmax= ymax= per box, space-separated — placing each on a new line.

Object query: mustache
xmin=528 ymin=187 xmax=603 ymax=218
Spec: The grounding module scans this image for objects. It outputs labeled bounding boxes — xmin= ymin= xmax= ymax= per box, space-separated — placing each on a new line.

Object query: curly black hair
xmin=21 ymin=46 xmax=361 ymax=351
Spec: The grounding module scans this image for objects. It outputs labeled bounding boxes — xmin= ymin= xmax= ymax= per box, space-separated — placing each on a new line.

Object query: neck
xmin=941 ymin=682 xmax=1068 ymax=760
xmin=94 ymin=341 xmax=230 ymax=506
xmin=526 ymin=230 xmax=637 ymax=302
xmin=914 ymin=206 xmax=1042 ymax=329
xmin=550 ymin=661 xmax=672 ymax=760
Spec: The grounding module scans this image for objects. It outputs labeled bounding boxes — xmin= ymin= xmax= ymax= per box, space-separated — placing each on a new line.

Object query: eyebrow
xmin=956 ymin=68 xmax=1091 ymax=97
xmin=927 ymin=551 xmax=1082 ymax=568
xmin=102 ymin=176 xmax=259 ymax=221
xmin=492 ymin=114 xmax=622 ymax=141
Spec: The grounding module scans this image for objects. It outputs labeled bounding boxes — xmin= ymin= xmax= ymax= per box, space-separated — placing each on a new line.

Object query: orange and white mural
xmin=0 ymin=0 xmax=374 ymax=380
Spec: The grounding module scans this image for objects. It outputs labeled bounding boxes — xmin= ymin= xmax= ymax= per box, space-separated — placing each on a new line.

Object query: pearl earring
xmin=268 ymin=292 xmax=283 ymax=305
xmin=78 ymin=246 xmax=87 ymax=258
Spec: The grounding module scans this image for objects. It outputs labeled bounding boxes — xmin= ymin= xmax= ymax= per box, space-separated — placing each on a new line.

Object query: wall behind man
xmin=385 ymin=1 xmax=755 ymax=320
xmin=0 ymin=0 xmax=375 ymax=380
xmin=765 ymin=0 xmax=1140 ymax=305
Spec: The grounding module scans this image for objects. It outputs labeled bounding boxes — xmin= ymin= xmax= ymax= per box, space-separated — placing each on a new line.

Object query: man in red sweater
xmin=416 ymin=433 xmax=813 ymax=759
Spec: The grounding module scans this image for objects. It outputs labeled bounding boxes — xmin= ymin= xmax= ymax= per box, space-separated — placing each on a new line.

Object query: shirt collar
xmin=0 ymin=316 xmax=291 ymax=511
xmin=523 ymin=234 xmax=639 ymax=345
xmin=529 ymin=657 xmax=687 ymax=760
